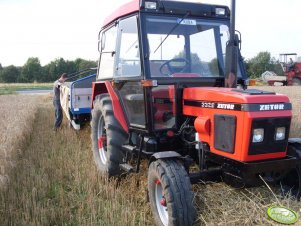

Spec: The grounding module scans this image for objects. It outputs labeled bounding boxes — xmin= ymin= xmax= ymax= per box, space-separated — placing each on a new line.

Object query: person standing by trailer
xmin=53 ymin=73 xmax=68 ymax=131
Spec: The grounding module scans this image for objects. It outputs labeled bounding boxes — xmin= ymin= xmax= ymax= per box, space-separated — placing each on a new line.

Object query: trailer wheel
xmin=148 ymin=159 xmax=196 ymax=226
xmin=91 ymin=94 xmax=127 ymax=177
xmin=279 ymin=143 xmax=301 ymax=199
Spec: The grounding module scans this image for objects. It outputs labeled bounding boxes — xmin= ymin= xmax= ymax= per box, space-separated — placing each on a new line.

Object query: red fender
xmin=92 ymin=81 xmax=129 ymax=133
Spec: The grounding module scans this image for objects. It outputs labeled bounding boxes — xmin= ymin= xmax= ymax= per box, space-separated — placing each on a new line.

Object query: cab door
xmin=114 ymin=15 xmax=146 ymax=129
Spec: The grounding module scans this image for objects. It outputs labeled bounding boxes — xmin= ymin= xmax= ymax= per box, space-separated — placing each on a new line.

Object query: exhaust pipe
xmin=225 ymin=0 xmax=238 ymax=88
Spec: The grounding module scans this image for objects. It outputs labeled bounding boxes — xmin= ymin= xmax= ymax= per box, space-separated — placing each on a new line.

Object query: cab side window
xmin=98 ymin=25 xmax=117 ymax=79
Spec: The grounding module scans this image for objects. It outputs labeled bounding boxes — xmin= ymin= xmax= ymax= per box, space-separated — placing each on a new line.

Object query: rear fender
xmin=92 ymin=81 xmax=129 ymax=133
xmin=91 ymin=82 xmax=107 ymax=107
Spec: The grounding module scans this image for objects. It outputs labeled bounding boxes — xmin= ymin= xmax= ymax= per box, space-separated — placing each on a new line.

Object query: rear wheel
xmin=91 ymin=94 xmax=128 ymax=176
xmin=279 ymin=142 xmax=301 ymax=199
xmin=148 ymin=159 xmax=196 ymax=226
xmin=292 ymin=78 xmax=301 ymax=86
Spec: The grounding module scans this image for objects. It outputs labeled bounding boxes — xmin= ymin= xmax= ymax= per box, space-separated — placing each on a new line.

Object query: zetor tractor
xmin=91 ymin=0 xmax=301 ymax=225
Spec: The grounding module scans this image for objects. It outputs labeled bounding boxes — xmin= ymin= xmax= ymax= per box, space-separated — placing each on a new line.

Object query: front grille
xmin=214 ymin=114 xmax=236 ymax=153
xmin=248 ymin=117 xmax=291 ymax=155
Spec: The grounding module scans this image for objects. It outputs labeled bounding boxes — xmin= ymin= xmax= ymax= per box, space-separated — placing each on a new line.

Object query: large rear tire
xmin=148 ymin=159 xmax=196 ymax=226
xmin=292 ymin=78 xmax=301 ymax=86
xmin=91 ymin=94 xmax=128 ymax=177
xmin=279 ymin=142 xmax=301 ymax=199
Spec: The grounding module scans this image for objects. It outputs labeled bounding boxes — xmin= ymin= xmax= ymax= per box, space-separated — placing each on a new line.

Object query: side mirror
xmin=100 ymin=32 xmax=106 ymax=51
xmin=235 ymin=31 xmax=242 ymax=50
xmin=98 ymin=31 xmax=105 ymax=52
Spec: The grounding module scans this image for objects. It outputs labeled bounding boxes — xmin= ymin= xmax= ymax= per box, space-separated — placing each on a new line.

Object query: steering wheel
xmin=159 ymin=58 xmax=190 ymax=76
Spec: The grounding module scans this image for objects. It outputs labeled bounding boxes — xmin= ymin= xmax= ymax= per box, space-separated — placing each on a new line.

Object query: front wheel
xmin=279 ymin=142 xmax=301 ymax=199
xmin=148 ymin=159 xmax=196 ymax=226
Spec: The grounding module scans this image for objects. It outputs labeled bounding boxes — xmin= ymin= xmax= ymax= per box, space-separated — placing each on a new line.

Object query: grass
xmin=0 ymin=89 xmax=16 ymax=95
xmin=0 ymin=83 xmax=52 ymax=95
xmin=0 ymin=86 xmax=301 ymax=225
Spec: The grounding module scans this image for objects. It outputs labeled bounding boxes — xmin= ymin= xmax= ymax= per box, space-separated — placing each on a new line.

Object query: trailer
xmin=60 ymin=69 xmax=96 ymax=130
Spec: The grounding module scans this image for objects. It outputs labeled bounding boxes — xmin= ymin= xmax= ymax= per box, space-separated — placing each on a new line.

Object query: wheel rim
xmin=155 ymin=179 xmax=168 ymax=226
xmin=97 ymin=115 xmax=107 ymax=164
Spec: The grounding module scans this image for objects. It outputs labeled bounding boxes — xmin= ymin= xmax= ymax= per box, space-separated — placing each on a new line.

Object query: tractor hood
xmin=182 ymin=87 xmax=292 ymax=162
xmin=183 ymin=87 xmax=291 ymax=115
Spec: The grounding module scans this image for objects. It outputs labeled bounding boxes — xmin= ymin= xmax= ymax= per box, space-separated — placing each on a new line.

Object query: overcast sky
xmin=0 ymin=0 xmax=300 ymax=66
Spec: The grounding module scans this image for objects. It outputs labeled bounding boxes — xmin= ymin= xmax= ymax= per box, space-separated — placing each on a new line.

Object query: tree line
xmin=0 ymin=51 xmax=284 ymax=83
xmin=0 ymin=57 xmax=97 ymax=83
xmin=245 ymin=51 xmax=284 ymax=79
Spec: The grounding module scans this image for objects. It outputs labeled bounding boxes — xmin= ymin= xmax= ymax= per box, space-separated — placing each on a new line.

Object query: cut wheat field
xmin=0 ymin=95 xmax=40 ymax=186
xmin=0 ymin=86 xmax=301 ymax=226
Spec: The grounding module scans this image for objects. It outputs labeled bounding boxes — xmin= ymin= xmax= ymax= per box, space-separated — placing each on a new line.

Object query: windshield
xmin=145 ymin=15 xmax=230 ymax=78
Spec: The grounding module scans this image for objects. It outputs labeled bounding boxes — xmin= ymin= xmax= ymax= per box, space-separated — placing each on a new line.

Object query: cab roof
xmin=102 ymin=0 xmax=230 ymax=28
xmin=102 ymin=0 xmax=139 ymax=28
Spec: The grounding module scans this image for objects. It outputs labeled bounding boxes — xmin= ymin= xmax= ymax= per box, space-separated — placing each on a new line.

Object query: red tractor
xmin=280 ymin=53 xmax=301 ymax=85
xmin=90 ymin=0 xmax=301 ymax=225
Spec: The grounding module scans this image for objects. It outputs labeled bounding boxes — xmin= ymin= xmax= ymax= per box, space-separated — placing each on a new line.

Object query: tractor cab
xmin=280 ymin=53 xmax=297 ymax=72
xmin=279 ymin=53 xmax=301 ymax=85
xmin=96 ymin=0 xmax=247 ymax=132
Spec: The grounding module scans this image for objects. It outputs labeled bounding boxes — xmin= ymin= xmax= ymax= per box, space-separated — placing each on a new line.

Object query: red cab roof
xmin=102 ymin=0 xmax=140 ymax=28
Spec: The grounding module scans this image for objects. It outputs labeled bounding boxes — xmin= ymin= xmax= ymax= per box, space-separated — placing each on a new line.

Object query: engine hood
xmin=183 ymin=87 xmax=291 ymax=114
xmin=183 ymin=87 xmax=290 ymax=104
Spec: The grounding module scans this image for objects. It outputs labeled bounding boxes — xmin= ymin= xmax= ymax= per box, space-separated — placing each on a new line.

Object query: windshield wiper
xmin=153 ymin=12 xmax=190 ymax=54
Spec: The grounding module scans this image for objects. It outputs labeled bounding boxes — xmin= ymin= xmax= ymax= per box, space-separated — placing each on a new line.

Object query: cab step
xmin=122 ymin=144 xmax=137 ymax=153
xmin=122 ymin=144 xmax=154 ymax=156
xmin=119 ymin=163 xmax=134 ymax=173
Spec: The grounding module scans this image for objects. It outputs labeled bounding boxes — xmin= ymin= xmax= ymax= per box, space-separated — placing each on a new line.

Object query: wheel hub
xmin=98 ymin=135 xmax=107 ymax=148
xmin=160 ymin=197 xmax=167 ymax=207
xmin=155 ymin=179 xmax=168 ymax=226
xmin=97 ymin=116 xmax=108 ymax=164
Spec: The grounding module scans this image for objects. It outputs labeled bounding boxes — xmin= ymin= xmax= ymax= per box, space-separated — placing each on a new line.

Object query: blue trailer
xmin=60 ymin=70 xmax=96 ymax=130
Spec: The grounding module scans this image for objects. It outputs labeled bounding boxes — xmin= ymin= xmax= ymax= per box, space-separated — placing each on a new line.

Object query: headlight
xmin=252 ymin=128 xmax=264 ymax=143
xmin=145 ymin=1 xmax=157 ymax=10
xmin=216 ymin=8 xmax=226 ymax=16
xmin=275 ymin=127 xmax=286 ymax=141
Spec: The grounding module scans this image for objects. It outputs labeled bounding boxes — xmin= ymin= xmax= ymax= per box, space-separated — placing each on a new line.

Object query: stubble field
xmin=0 ymin=86 xmax=301 ymax=226
xmin=0 ymin=95 xmax=40 ymax=186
